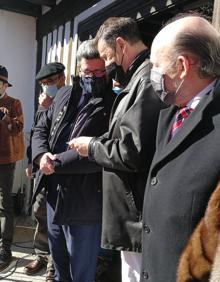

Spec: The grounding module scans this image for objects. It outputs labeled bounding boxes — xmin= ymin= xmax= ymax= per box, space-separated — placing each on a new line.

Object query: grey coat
xmin=141 ymin=78 xmax=220 ymax=282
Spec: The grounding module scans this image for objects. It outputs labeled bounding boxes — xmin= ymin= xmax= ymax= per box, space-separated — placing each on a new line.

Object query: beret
xmin=36 ymin=62 xmax=65 ymax=81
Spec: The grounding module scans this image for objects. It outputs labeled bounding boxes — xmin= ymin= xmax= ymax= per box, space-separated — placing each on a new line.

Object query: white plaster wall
xmin=0 ymin=10 xmax=37 ymax=201
xmin=0 ymin=9 xmax=36 ymax=132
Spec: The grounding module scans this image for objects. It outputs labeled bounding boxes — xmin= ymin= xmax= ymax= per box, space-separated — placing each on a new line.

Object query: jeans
xmin=47 ymin=201 xmax=101 ymax=282
xmin=0 ymin=163 xmax=15 ymax=250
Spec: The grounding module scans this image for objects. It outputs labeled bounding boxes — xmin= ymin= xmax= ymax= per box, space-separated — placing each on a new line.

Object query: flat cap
xmin=36 ymin=62 xmax=65 ymax=81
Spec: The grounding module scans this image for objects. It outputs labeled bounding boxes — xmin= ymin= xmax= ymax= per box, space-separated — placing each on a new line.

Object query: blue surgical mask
xmin=112 ymin=86 xmax=123 ymax=95
xmin=42 ymin=84 xmax=58 ymax=98
xmin=150 ymin=68 xmax=184 ymax=105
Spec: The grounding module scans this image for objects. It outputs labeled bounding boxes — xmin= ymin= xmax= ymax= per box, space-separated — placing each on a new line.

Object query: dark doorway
xmin=137 ymin=0 xmax=214 ymax=48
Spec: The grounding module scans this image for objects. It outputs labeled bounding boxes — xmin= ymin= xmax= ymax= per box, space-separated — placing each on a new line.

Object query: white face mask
xmin=0 ymin=81 xmax=5 ymax=98
xmin=150 ymin=68 xmax=184 ymax=105
xmin=42 ymin=84 xmax=58 ymax=98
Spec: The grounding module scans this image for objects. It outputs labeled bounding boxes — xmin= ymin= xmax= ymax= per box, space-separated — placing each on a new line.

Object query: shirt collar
xmin=187 ymin=79 xmax=217 ymax=109
xmin=128 ymin=49 xmax=149 ymax=70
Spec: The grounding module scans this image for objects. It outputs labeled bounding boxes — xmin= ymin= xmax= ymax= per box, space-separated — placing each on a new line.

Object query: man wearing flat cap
xmin=36 ymin=62 xmax=66 ymax=109
xmin=24 ymin=62 xmax=65 ymax=282
xmin=0 ymin=65 xmax=24 ymax=271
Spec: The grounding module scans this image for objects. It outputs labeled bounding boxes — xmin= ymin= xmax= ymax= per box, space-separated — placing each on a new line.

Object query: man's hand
xmin=39 ymin=93 xmax=53 ymax=109
xmin=68 ymin=137 xmax=93 ymax=157
xmin=0 ymin=107 xmax=9 ymax=115
xmin=0 ymin=107 xmax=10 ymax=122
xmin=25 ymin=163 xmax=33 ymax=179
xmin=39 ymin=152 xmax=57 ymax=175
xmin=0 ymin=109 xmax=5 ymax=120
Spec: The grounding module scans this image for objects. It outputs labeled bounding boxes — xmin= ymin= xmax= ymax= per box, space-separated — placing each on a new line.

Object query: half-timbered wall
xmin=38 ymin=0 xmax=116 ymax=85
xmin=37 ymin=0 xmax=214 ymax=89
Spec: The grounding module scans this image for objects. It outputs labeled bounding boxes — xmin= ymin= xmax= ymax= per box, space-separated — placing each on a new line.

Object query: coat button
xmin=143 ymin=224 xmax=150 ymax=233
xmin=142 ymin=270 xmax=149 ymax=279
xmin=151 ymin=177 xmax=157 ymax=185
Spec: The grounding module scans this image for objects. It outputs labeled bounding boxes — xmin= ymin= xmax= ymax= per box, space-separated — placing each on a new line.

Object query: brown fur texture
xmin=210 ymin=243 xmax=220 ymax=282
xmin=177 ymin=182 xmax=220 ymax=282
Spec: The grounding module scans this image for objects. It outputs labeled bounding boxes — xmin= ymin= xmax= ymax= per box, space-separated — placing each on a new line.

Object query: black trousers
xmin=0 ymin=163 xmax=15 ymax=249
xmin=33 ymin=187 xmax=53 ymax=270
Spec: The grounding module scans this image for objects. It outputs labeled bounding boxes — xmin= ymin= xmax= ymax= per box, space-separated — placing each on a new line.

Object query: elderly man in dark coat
xmin=24 ymin=62 xmax=65 ymax=282
xmin=140 ymin=15 xmax=220 ymax=282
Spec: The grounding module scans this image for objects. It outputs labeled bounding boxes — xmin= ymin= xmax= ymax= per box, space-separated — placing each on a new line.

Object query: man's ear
xmin=115 ymin=37 xmax=126 ymax=52
xmin=2 ymin=83 xmax=8 ymax=91
xmin=177 ymin=55 xmax=190 ymax=79
xmin=61 ymin=74 xmax=66 ymax=84
xmin=76 ymin=65 xmax=81 ymax=77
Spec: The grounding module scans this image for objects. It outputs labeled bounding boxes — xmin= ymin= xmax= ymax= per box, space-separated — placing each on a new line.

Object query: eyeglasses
xmin=80 ymin=69 xmax=106 ymax=77
xmin=39 ymin=75 xmax=60 ymax=86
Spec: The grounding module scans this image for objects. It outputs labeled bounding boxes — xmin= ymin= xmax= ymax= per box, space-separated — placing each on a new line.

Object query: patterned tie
xmin=171 ymin=106 xmax=193 ymax=138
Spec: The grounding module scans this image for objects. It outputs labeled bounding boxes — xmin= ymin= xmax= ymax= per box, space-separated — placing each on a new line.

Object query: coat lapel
xmin=156 ymin=105 xmax=178 ymax=152
xmin=154 ymin=84 xmax=218 ymax=167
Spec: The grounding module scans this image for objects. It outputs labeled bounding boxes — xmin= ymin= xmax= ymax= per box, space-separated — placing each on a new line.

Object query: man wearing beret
xmin=24 ymin=62 xmax=65 ymax=282
xmin=0 ymin=65 xmax=24 ymax=271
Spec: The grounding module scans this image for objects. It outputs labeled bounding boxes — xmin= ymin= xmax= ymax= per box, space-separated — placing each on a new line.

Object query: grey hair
xmin=76 ymin=39 xmax=100 ymax=66
xmin=166 ymin=23 xmax=220 ymax=78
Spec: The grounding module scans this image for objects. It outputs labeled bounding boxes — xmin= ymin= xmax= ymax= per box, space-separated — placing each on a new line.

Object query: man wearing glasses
xmin=31 ymin=40 xmax=115 ymax=282
xmin=24 ymin=62 xmax=65 ymax=282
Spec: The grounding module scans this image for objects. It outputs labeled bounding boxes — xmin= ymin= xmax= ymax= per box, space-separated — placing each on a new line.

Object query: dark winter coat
xmin=141 ymin=78 xmax=220 ymax=282
xmin=88 ymin=53 xmax=165 ymax=252
xmin=26 ymin=105 xmax=47 ymax=167
xmin=32 ymin=81 xmax=114 ymax=225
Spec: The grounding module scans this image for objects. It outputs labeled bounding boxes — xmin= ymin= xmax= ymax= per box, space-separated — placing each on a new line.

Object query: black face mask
xmin=106 ymin=63 xmax=128 ymax=87
xmin=80 ymin=76 xmax=106 ymax=97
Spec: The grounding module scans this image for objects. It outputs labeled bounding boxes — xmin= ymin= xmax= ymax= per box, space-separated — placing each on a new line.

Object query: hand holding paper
xmin=68 ymin=136 xmax=93 ymax=157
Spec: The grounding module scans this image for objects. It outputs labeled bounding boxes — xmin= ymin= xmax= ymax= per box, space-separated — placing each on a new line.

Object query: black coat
xmin=88 ymin=57 xmax=165 ymax=252
xmin=141 ymin=78 xmax=220 ymax=282
xmin=32 ymin=82 xmax=114 ymax=225
xmin=26 ymin=105 xmax=47 ymax=165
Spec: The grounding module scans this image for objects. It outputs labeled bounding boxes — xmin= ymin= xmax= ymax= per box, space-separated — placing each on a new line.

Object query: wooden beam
xmin=25 ymin=0 xmax=56 ymax=8
xmin=36 ymin=0 xmax=98 ymax=39
xmin=0 ymin=0 xmax=41 ymax=17
xmin=212 ymin=0 xmax=220 ymax=32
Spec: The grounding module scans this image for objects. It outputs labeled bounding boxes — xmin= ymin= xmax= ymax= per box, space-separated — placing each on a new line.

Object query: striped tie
xmin=171 ymin=106 xmax=193 ymax=138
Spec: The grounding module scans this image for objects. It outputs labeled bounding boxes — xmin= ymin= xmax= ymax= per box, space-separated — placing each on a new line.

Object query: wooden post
xmin=212 ymin=0 xmax=220 ymax=32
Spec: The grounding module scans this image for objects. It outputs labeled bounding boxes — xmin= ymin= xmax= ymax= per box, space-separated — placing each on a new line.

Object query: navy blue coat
xmin=32 ymin=81 xmax=114 ymax=225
